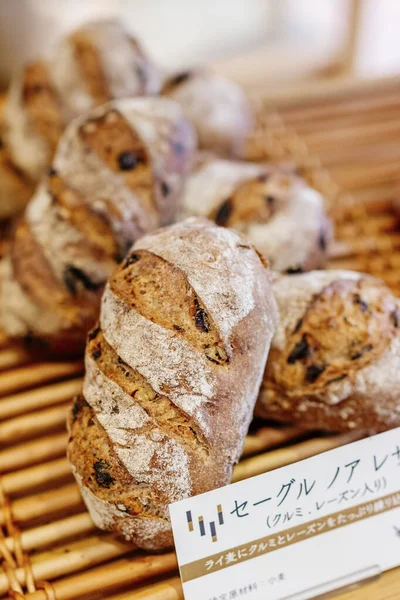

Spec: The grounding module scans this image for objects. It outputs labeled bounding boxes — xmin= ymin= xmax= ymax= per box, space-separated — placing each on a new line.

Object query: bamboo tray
xmin=2 ymin=75 xmax=400 ymax=599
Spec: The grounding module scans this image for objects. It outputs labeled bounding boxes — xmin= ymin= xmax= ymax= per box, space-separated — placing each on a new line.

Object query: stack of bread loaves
xmin=0 ymin=97 xmax=196 ymax=354
xmin=0 ymin=20 xmax=161 ymax=219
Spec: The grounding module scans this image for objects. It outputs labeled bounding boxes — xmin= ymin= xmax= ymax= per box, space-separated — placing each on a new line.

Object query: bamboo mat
xmin=1 ymin=76 xmax=400 ymax=599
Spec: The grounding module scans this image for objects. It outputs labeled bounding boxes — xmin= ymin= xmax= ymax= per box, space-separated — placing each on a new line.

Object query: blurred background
xmin=0 ymin=0 xmax=399 ymax=92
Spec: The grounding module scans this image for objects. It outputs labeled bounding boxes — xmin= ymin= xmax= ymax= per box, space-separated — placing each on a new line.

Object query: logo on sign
xmin=186 ymin=504 xmax=224 ymax=542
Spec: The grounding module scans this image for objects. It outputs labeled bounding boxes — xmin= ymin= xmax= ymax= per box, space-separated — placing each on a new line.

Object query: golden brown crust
xmin=47 ymin=172 xmax=118 ymax=260
xmin=257 ymin=272 xmax=400 ymax=433
xmin=70 ymin=32 xmax=110 ymax=106
xmin=21 ymin=61 xmax=64 ymax=153
xmin=79 ymin=109 xmax=156 ymax=219
xmin=111 ymin=248 xmax=228 ymax=365
xmin=0 ymin=142 xmax=33 ymax=218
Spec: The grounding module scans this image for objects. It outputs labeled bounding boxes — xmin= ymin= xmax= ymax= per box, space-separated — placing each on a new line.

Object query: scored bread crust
xmin=163 ymin=71 xmax=252 ymax=157
xmin=0 ymin=98 xmax=196 ymax=355
xmin=256 ymin=270 xmax=400 ymax=433
xmin=0 ymin=20 xmax=161 ymax=218
xmin=68 ymin=218 xmax=278 ymax=550
xmin=180 ymin=156 xmax=332 ymax=272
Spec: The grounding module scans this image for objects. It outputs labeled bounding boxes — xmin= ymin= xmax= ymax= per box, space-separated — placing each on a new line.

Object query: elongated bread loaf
xmin=180 ymin=155 xmax=332 ymax=272
xmin=0 ymin=98 xmax=196 ymax=354
xmin=256 ymin=270 xmax=400 ymax=433
xmin=162 ymin=71 xmax=252 ymax=157
xmin=0 ymin=20 xmax=161 ymax=216
xmin=68 ymin=218 xmax=278 ymax=550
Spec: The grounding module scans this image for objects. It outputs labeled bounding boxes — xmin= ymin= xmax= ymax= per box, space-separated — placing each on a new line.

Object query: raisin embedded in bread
xmin=0 ymin=98 xmax=196 ymax=355
xmin=180 ymin=156 xmax=332 ymax=272
xmin=0 ymin=20 xmax=161 ymax=219
xmin=162 ymin=71 xmax=252 ymax=157
xmin=68 ymin=218 xmax=278 ymax=550
xmin=256 ymin=270 xmax=400 ymax=433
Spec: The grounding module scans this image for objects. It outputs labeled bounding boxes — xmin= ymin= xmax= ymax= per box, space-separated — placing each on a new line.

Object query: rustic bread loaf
xmin=180 ymin=155 xmax=332 ymax=272
xmin=0 ymin=20 xmax=161 ymax=218
xmin=0 ymin=98 xmax=196 ymax=354
xmin=51 ymin=20 xmax=161 ymax=122
xmin=68 ymin=218 xmax=278 ymax=551
xmin=256 ymin=270 xmax=400 ymax=433
xmin=162 ymin=71 xmax=252 ymax=157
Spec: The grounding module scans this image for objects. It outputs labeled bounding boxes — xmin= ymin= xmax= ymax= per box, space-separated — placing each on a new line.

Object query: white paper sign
xmin=170 ymin=427 xmax=400 ymax=600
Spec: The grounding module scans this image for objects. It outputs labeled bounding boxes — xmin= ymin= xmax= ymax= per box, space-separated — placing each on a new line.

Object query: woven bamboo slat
xmin=1 ymin=76 xmax=400 ymax=598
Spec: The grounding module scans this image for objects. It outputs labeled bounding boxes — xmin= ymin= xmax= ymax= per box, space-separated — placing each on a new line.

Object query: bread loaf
xmin=162 ymin=71 xmax=252 ymax=157
xmin=0 ymin=98 xmax=196 ymax=354
xmin=180 ymin=155 xmax=332 ymax=272
xmin=68 ymin=218 xmax=278 ymax=550
xmin=0 ymin=20 xmax=161 ymax=217
xmin=256 ymin=270 xmax=400 ymax=433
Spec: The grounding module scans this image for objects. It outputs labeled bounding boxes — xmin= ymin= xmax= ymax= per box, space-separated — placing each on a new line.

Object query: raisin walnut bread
xmin=256 ymin=270 xmax=400 ymax=433
xmin=0 ymin=20 xmax=160 ymax=217
xmin=180 ymin=155 xmax=332 ymax=272
xmin=68 ymin=218 xmax=278 ymax=551
xmin=0 ymin=98 xmax=196 ymax=355
xmin=162 ymin=71 xmax=252 ymax=157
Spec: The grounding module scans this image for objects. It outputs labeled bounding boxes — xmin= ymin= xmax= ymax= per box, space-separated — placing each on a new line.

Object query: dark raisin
xmin=72 ymin=396 xmax=89 ymax=422
xmin=111 ymin=405 xmax=119 ymax=414
xmin=93 ymin=461 xmax=115 ymax=488
xmin=265 ymin=195 xmax=275 ymax=206
xmin=92 ymin=349 xmax=102 ymax=361
xmin=172 ymin=141 xmax=185 ymax=154
xmin=319 ymin=231 xmax=327 ymax=251
xmin=286 ymin=265 xmax=304 ymax=274
xmin=391 ymin=310 xmax=399 ymax=328
xmin=169 ymin=71 xmax=192 ymax=87
xmin=118 ymin=151 xmax=139 ymax=171
xmin=48 ymin=167 xmax=57 ymax=177
xmin=294 ymin=318 xmax=303 ymax=333
xmin=215 ymin=199 xmax=233 ymax=226
xmin=88 ymin=327 xmax=100 ymax=341
xmin=114 ymin=253 xmax=124 ymax=264
xmin=123 ymin=252 xmax=141 ymax=269
xmin=351 ymin=344 xmax=372 ymax=360
xmin=117 ymin=356 xmax=124 ymax=364
xmin=194 ymin=298 xmax=210 ymax=332
xmin=327 ymin=374 xmax=347 ymax=384
xmin=305 ymin=364 xmax=326 ymax=383
xmin=173 ymin=324 xmax=185 ymax=332
xmin=287 ymin=335 xmax=309 ymax=364
xmin=63 ymin=265 xmax=101 ymax=295
xmin=23 ymin=330 xmax=34 ymax=346
xmin=353 ymin=294 xmax=368 ymax=312
xmin=161 ymin=181 xmax=170 ymax=196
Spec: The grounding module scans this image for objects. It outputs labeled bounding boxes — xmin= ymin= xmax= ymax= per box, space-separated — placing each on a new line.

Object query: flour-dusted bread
xmin=0 ymin=20 xmax=161 ymax=218
xmin=180 ymin=155 xmax=332 ymax=272
xmin=162 ymin=71 xmax=252 ymax=157
xmin=52 ymin=20 xmax=161 ymax=122
xmin=0 ymin=98 xmax=196 ymax=355
xmin=256 ymin=270 xmax=400 ymax=433
xmin=68 ymin=218 xmax=278 ymax=551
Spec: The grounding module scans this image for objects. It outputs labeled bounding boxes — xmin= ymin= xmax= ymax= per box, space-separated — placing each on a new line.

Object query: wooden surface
xmin=1 ymin=76 xmax=400 ymax=598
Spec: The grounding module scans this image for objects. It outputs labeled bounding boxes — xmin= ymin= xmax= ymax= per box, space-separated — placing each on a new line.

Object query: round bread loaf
xmin=256 ymin=270 xmax=400 ymax=433
xmin=162 ymin=71 xmax=252 ymax=157
xmin=180 ymin=155 xmax=332 ymax=272
xmin=0 ymin=97 xmax=196 ymax=355
xmin=0 ymin=20 xmax=161 ymax=218
xmin=68 ymin=218 xmax=278 ymax=551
